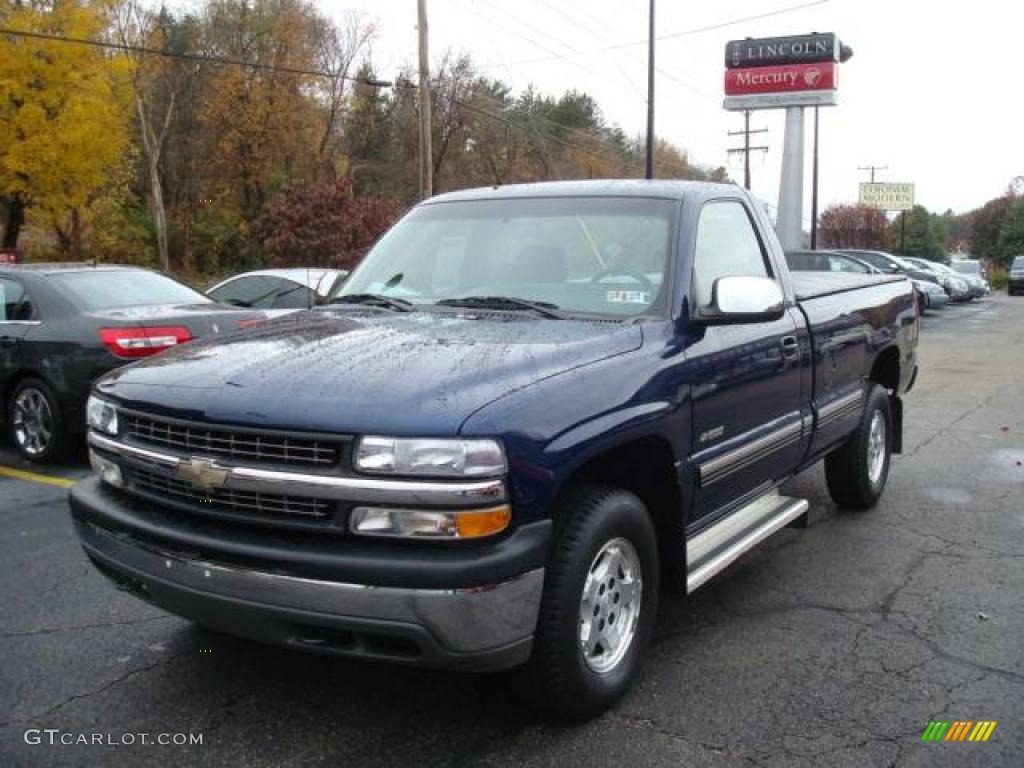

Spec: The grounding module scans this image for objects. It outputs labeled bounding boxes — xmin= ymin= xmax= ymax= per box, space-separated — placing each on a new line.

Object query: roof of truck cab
xmin=425 ymin=179 xmax=741 ymax=203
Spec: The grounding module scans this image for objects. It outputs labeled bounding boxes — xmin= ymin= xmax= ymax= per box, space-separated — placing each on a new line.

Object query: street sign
xmin=724 ymin=89 xmax=838 ymax=112
xmin=725 ymin=33 xmax=842 ymax=69
xmin=725 ymin=62 xmax=837 ymax=96
xmin=859 ymin=182 xmax=915 ymax=211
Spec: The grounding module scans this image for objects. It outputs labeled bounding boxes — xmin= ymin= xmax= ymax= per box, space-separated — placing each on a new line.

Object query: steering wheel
xmin=590 ymin=268 xmax=654 ymax=287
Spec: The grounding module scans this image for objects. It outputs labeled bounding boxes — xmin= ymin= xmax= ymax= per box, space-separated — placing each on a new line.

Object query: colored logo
xmin=921 ymin=721 xmax=997 ymax=742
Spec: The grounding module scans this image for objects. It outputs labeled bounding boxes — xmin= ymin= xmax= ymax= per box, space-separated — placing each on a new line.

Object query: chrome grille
xmin=131 ymin=468 xmax=333 ymax=520
xmin=123 ymin=413 xmax=340 ymax=467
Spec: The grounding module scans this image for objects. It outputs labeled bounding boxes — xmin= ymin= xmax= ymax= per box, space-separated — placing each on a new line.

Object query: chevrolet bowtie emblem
xmin=175 ymin=458 xmax=229 ymax=490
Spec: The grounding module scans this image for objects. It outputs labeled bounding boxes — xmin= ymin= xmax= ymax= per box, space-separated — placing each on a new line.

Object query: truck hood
xmin=96 ymin=309 xmax=643 ymax=435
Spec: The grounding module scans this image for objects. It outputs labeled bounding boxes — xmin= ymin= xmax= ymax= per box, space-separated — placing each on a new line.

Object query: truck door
xmin=686 ymin=200 xmax=804 ymax=525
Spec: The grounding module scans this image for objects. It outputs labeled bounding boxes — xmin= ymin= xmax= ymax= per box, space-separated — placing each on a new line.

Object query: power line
xmin=2 ymin=22 xmax=645 ymax=174
xmin=0 ymin=26 xmax=391 ymax=85
xmin=508 ymin=0 xmax=831 ymax=64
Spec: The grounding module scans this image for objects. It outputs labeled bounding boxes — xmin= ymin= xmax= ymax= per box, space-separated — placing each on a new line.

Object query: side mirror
xmin=696 ymin=275 xmax=785 ymax=325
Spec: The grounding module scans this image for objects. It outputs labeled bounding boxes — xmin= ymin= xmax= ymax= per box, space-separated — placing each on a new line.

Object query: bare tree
xmin=113 ymin=0 xmax=193 ymax=272
xmin=315 ymin=11 xmax=374 ymax=179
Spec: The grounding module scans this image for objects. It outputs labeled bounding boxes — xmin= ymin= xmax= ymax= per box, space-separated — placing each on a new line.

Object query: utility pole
xmin=810 ymin=106 xmax=820 ymax=249
xmin=417 ymin=0 xmax=433 ymax=199
xmin=644 ymin=0 xmax=655 ymax=179
xmin=858 ymin=164 xmax=887 ymax=248
xmin=858 ymin=164 xmax=887 ymax=183
xmin=727 ymin=111 xmax=768 ymax=190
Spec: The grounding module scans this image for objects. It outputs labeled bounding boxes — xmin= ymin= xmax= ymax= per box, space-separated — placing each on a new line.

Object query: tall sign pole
xmin=645 ymin=0 xmax=655 ymax=180
xmin=810 ymin=106 xmax=820 ymax=249
xmin=417 ymin=0 xmax=433 ymax=200
xmin=777 ymin=107 xmax=806 ymax=250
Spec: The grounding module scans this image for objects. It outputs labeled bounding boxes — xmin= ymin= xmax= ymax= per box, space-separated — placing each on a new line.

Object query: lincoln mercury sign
xmin=859 ymin=182 xmax=915 ymax=211
xmin=723 ymin=33 xmax=848 ymax=112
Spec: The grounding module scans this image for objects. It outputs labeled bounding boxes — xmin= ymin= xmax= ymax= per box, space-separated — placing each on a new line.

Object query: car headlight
xmin=355 ymin=436 xmax=506 ymax=477
xmin=86 ymin=395 xmax=119 ymax=436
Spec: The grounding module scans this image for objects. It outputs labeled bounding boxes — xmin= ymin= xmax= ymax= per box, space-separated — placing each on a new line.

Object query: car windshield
xmin=334 ymin=197 xmax=677 ymax=318
xmin=52 ymin=270 xmax=209 ymax=310
xmin=1013 ymin=256 xmax=1024 ymax=269
xmin=845 ymin=251 xmax=899 ymax=271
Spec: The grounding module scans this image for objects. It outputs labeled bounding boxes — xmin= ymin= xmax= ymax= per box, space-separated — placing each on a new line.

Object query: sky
xmin=177 ymin=0 xmax=1024 ymax=219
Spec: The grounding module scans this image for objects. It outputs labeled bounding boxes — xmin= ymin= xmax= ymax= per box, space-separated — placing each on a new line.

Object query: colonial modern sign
xmin=725 ymin=33 xmax=843 ymax=69
xmin=859 ymin=182 xmax=915 ymax=211
xmin=723 ymin=33 xmax=846 ymax=112
xmin=725 ymin=62 xmax=837 ymax=96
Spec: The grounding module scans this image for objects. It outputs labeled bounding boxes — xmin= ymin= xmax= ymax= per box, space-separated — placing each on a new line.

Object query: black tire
xmin=825 ymin=384 xmax=892 ymax=510
xmin=7 ymin=378 xmax=66 ymax=463
xmin=524 ymin=485 xmax=659 ymax=720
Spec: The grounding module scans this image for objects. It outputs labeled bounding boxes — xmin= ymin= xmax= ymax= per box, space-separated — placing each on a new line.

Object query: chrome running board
xmin=686 ymin=492 xmax=809 ymax=593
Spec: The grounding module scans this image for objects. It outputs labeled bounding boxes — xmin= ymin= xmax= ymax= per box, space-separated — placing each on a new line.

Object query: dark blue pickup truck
xmin=70 ymin=180 xmax=918 ymax=719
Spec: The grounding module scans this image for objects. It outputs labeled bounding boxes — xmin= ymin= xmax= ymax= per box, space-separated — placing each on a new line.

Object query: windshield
xmin=1013 ymin=257 xmax=1024 ymax=269
xmin=844 ymin=251 xmax=899 ymax=271
xmin=335 ymin=197 xmax=677 ymax=318
xmin=53 ymin=270 xmax=209 ymax=311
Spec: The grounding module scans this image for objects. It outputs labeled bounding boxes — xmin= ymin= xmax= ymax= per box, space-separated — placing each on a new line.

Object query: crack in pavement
xmin=609 ymin=712 xmax=760 ymax=765
xmin=0 ymin=614 xmax=174 ymax=640
xmin=0 ymin=649 xmax=192 ymax=728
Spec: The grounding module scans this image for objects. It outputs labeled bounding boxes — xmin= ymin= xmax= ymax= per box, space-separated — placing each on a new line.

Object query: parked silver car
xmin=949 ymin=259 xmax=990 ymax=297
xmin=897 ymin=258 xmax=973 ymax=301
xmin=207 ymin=268 xmax=349 ymax=317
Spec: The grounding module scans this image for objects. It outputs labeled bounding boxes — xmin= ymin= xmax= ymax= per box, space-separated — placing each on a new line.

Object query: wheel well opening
xmin=558 ymin=437 xmax=685 ymax=589
xmin=869 ymin=346 xmax=900 ymax=392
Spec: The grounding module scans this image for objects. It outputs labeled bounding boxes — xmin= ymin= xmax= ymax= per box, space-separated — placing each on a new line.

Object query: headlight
xmin=350 ymin=505 xmax=511 ymax=539
xmin=355 ymin=437 xmax=506 ymax=477
xmin=86 ymin=395 xmax=119 ymax=436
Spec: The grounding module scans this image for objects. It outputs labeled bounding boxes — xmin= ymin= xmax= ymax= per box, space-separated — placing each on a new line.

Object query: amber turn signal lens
xmin=455 ymin=505 xmax=511 ymax=539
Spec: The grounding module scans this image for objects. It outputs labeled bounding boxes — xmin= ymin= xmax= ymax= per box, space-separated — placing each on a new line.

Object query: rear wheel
xmin=524 ymin=485 xmax=659 ymax=720
xmin=8 ymin=378 xmax=66 ymax=463
xmin=825 ymin=384 xmax=892 ymax=509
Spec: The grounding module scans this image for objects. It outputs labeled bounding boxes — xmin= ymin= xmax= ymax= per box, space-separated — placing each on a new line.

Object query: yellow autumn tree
xmin=0 ymin=0 xmax=132 ymax=255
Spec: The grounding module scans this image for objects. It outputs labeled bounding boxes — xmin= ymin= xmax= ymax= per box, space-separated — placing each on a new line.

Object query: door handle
xmin=780 ymin=335 xmax=800 ymax=359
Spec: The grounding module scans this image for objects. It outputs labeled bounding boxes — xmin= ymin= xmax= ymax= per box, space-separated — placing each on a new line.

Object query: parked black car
xmin=0 ymin=264 xmax=265 ymax=462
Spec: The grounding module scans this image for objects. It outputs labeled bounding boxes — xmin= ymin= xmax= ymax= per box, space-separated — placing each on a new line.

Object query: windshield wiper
xmin=329 ymin=294 xmax=414 ymax=312
xmin=436 ymin=296 xmax=567 ymax=319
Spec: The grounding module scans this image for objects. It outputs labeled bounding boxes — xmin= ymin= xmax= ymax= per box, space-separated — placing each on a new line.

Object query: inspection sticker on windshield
xmin=606 ymin=290 xmax=650 ymax=304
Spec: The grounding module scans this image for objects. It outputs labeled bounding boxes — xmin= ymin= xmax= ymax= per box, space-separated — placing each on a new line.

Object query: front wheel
xmin=825 ymin=384 xmax=892 ymax=509
xmin=525 ymin=485 xmax=659 ymax=720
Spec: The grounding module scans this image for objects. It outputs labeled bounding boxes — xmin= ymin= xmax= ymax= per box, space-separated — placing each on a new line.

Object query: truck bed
xmin=791 ymin=272 xmax=908 ymax=302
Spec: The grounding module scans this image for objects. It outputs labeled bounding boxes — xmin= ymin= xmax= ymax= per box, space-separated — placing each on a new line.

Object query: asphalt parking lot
xmin=1 ymin=296 xmax=1022 ymax=768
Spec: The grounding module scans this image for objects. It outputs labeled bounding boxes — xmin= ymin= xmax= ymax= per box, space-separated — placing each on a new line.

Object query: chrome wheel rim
xmin=867 ymin=410 xmax=886 ymax=485
xmin=578 ymin=537 xmax=642 ymax=674
xmin=12 ymin=388 xmax=53 ymax=457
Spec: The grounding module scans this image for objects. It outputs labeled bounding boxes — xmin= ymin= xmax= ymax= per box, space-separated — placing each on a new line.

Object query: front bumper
xmin=70 ymin=478 xmax=548 ymax=671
